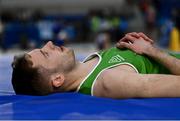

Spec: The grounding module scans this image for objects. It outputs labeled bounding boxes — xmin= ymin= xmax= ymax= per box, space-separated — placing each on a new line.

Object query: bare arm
xmin=96 ymin=70 xmax=180 ymax=99
xmin=145 ymin=46 xmax=180 ymax=75
xmin=116 ymin=32 xmax=180 ymax=75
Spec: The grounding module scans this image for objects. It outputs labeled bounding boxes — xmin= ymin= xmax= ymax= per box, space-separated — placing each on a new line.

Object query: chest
xmin=78 ymin=51 xmax=138 ymax=96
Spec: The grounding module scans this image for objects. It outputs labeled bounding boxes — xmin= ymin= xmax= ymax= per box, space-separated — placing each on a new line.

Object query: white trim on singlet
xmin=76 ymin=52 xmax=139 ymax=96
xmin=76 ymin=52 xmax=101 ymax=92
xmin=91 ymin=62 xmax=139 ymax=96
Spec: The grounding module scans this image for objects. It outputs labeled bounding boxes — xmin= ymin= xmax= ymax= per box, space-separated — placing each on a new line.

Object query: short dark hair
xmin=11 ymin=54 xmax=52 ymax=95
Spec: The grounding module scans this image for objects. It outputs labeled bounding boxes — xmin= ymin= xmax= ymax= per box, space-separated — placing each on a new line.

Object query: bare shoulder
xmin=93 ymin=66 xmax=137 ymax=98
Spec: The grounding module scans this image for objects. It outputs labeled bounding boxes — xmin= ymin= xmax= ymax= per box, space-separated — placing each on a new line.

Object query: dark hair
xmin=11 ymin=54 xmax=52 ymax=95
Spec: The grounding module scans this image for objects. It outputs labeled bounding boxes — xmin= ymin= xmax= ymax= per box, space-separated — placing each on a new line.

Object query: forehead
xmin=28 ymin=49 xmax=40 ymax=56
xmin=27 ymin=49 xmax=45 ymax=67
xmin=28 ymin=49 xmax=43 ymax=58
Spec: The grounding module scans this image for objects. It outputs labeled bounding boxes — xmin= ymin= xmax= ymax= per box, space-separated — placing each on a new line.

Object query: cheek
xmin=50 ymin=51 xmax=75 ymax=68
xmin=51 ymin=56 xmax=61 ymax=64
xmin=47 ymin=53 xmax=60 ymax=65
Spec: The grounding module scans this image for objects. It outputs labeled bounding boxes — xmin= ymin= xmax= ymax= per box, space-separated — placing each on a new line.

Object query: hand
xmin=128 ymin=32 xmax=154 ymax=44
xmin=116 ymin=32 xmax=154 ymax=55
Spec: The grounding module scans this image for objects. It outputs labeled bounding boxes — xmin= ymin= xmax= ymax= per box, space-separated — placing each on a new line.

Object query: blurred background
xmin=0 ymin=0 xmax=179 ymax=93
xmin=0 ymin=0 xmax=179 ymax=55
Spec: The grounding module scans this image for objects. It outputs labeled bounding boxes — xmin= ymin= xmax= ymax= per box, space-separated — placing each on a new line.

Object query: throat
xmin=76 ymin=56 xmax=99 ymax=91
xmin=81 ymin=56 xmax=99 ymax=80
xmin=64 ymin=56 xmax=99 ymax=92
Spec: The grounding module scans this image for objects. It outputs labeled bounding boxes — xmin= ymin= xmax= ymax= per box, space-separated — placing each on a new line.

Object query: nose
xmin=43 ymin=41 xmax=55 ymax=50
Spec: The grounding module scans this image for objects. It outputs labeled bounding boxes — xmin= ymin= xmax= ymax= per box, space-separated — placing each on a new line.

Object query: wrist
xmin=143 ymin=45 xmax=157 ymax=56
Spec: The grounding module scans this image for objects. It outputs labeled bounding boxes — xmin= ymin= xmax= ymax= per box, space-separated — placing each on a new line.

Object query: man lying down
xmin=11 ymin=32 xmax=180 ymax=99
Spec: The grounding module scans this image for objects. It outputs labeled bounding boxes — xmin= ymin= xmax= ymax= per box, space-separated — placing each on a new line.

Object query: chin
xmin=62 ymin=49 xmax=76 ymax=72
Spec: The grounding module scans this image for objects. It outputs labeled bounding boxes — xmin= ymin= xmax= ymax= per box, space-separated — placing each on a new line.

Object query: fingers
xmin=117 ymin=36 xmax=127 ymax=48
xmin=117 ymin=41 xmax=133 ymax=50
xmin=127 ymin=32 xmax=140 ymax=38
xmin=117 ymin=32 xmax=154 ymax=49
xmin=116 ymin=34 xmax=137 ymax=48
xmin=118 ymin=36 xmax=128 ymax=42
xmin=124 ymin=34 xmax=137 ymax=42
xmin=138 ymin=32 xmax=154 ymax=44
xmin=118 ymin=32 xmax=142 ymax=43
xmin=126 ymin=32 xmax=154 ymax=44
xmin=138 ymin=32 xmax=149 ymax=39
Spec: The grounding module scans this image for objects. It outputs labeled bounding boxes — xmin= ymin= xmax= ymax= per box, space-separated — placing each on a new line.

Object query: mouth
xmin=53 ymin=42 xmax=69 ymax=53
xmin=54 ymin=45 xmax=62 ymax=52
xmin=61 ymin=46 xmax=65 ymax=52
xmin=57 ymin=45 xmax=67 ymax=52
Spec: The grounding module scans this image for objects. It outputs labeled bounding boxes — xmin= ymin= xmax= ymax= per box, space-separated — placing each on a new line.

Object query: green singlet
xmin=76 ymin=47 xmax=180 ymax=96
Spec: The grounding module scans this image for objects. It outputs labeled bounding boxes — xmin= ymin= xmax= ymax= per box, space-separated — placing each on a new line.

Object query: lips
xmin=60 ymin=46 xmax=63 ymax=52
xmin=54 ymin=44 xmax=68 ymax=53
xmin=54 ymin=45 xmax=62 ymax=52
xmin=57 ymin=46 xmax=66 ymax=52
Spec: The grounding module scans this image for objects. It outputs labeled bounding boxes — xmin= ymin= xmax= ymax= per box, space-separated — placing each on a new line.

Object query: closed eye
xmin=44 ymin=51 xmax=49 ymax=57
xmin=40 ymin=50 xmax=49 ymax=58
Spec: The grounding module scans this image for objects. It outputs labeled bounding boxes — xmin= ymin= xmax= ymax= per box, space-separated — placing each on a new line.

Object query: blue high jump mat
xmin=1 ymin=54 xmax=180 ymax=120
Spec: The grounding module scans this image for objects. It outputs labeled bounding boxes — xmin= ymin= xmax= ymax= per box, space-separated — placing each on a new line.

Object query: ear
xmin=51 ymin=74 xmax=65 ymax=88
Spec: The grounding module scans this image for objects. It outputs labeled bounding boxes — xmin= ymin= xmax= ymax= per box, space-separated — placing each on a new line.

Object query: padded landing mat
xmin=1 ymin=93 xmax=180 ymax=120
xmin=1 ymin=54 xmax=180 ymax=120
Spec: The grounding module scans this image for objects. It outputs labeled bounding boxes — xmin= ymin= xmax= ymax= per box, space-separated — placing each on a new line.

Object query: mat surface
xmin=1 ymin=54 xmax=180 ymax=120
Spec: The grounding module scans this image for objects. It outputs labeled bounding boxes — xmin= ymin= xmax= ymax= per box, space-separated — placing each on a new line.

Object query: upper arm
xmin=96 ymin=70 xmax=180 ymax=99
xmin=98 ymin=70 xmax=146 ymax=99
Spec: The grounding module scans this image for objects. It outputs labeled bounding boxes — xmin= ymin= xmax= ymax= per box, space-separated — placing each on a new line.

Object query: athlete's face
xmin=28 ymin=41 xmax=76 ymax=73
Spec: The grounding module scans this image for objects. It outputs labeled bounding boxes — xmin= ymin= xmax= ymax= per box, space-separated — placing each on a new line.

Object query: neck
xmin=60 ymin=60 xmax=93 ymax=92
